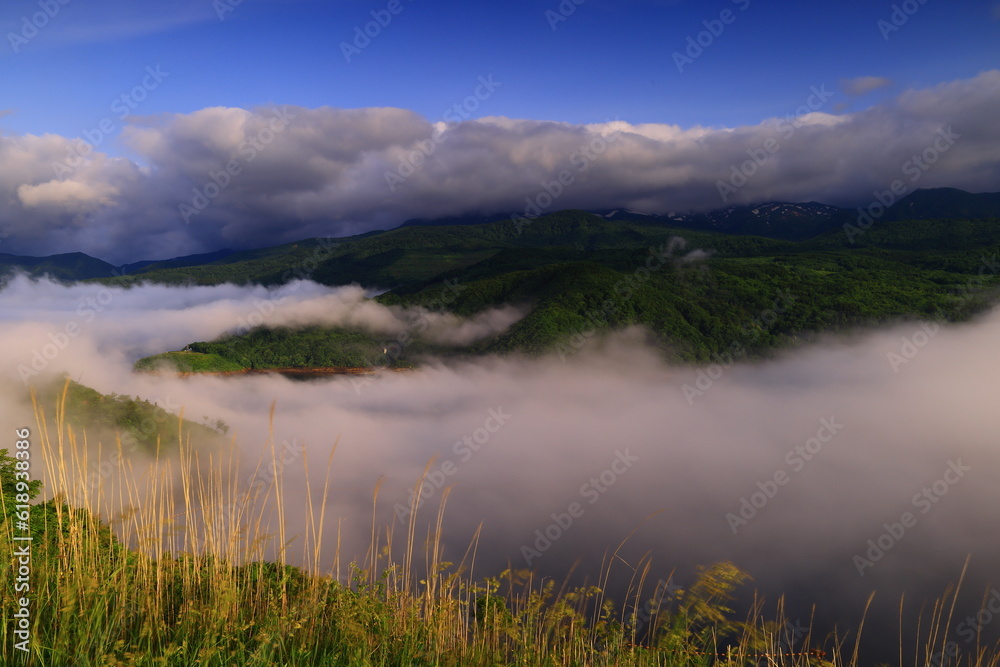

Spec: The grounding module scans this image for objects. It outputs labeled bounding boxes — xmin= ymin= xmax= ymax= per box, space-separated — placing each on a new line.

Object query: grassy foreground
xmin=0 ymin=383 xmax=996 ymax=666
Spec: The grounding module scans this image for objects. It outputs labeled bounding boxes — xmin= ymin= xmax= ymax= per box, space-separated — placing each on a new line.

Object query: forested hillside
xmin=133 ymin=210 xmax=1000 ymax=371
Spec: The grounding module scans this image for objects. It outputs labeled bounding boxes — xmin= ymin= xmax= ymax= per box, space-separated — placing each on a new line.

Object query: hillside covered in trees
xmin=128 ymin=206 xmax=1000 ymax=372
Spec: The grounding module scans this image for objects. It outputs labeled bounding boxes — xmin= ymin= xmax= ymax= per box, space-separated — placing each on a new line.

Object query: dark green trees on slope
xmin=133 ymin=210 xmax=1000 ymax=371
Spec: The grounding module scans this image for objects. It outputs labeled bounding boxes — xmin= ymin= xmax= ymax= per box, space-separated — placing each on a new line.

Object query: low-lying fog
xmin=2 ymin=275 xmax=999 ymax=658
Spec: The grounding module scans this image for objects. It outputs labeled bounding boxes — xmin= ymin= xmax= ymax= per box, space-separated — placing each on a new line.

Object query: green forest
xmin=130 ymin=210 xmax=1000 ymax=372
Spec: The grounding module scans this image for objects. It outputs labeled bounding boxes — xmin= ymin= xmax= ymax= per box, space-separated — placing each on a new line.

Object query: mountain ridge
xmin=1 ymin=187 xmax=998 ymax=283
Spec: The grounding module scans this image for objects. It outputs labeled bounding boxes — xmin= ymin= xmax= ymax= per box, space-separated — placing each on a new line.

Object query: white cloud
xmin=17 ymin=179 xmax=119 ymax=210
xmin=0 ymin=71 xmax=998 ymax=263
xmin=0 ymin=276 xmax=522 ymax=372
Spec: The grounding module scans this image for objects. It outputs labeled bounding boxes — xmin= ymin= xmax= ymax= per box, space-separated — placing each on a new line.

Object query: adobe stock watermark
xmin=10 ymin=425 xmax=33 ymax=654
xmin=393 ymin=407 xmax=512 ymax=523
xmin=350 ymin=278 xmax=467 ymax=395
xmin=554 ymin=237 xmax=706 ymax=362
xmin=7 ymin=0 xmax=71 ymax=54
xmin=178 ymin=106 xmax=296 ymax=224
xmin=955 ymin=251 xmax=1000 ymax=304
xmin=726 ymin=416 xmax=844 ymax=535
xmin=887 ymin=252 xmax=1000 ymax=373
xmin=209 ymin=240 xmax=346 ymax=369
xmin=82 ymin=395 xmax=188 ymax=496
xmin=214 ymin=0 xmax=246 ymax=21
xmin=886 ymin=320 xmax=939 ymax=373
xmin=340 ymin=0 xmax=413 ymax=63
xmin=717 ymin=84 xmax=834 ymax=203
xmin=384 ymin=75 xmax=502 ymax=192
xmin=672 ymin=0 xmax=750 ymax=73
xmin=877 ymin=0 xmax=929 ymax=40
xmin=956 ymin=589 xmax=1000 ymax=644
xmin=843 ymin=126 xmax=960 ymax=243
xmin=509 ymin=125 xmax=616 ymax=235
xmin=918 ymin=589 xmax=1000 ymax=667
xmin=53 ymin=65 xmax=169 ymax=179
xmin=852 ymin=458 xmax=970 ymax=576
xmin=79 ymin=426 xmax=143 ymax=495
xmin=36 ymin=394 xmax=175 ymax=504
xmin=520 ymin=448 xmax=639 ymax=566
xmin=230 ymin=238 xmax=341 ymax=336
xmin=246 ymin=438 xmax=306 ymax=498
xmin=633 ymin=576 xmax=683 ymax=639
xmin=545 ymin=0 xmax=586 ymax=31
xmin=212 ymin=438 xmax=306 ymax=533
xmin=765 ymin=619 xmax=811 ymax=663
xmin=16 ymin=286 xmax=116 ymax=385
xmin=682 ymin=290 xmax=796 ymax=405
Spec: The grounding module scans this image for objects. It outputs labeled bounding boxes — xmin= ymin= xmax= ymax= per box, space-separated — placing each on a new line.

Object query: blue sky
xmin=0 ymin=0 xmax=998 ymax=261
xmin=3 ymin=0 xmax=997 ymax=137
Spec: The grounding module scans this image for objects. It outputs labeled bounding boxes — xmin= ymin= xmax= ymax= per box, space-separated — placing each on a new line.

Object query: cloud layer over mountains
xmin=1 ymin=71 xmax=999 ymax=263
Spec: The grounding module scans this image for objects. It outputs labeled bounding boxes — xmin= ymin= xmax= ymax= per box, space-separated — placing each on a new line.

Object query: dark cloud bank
xmin=1 ymin=71 xmax=998 ymax=263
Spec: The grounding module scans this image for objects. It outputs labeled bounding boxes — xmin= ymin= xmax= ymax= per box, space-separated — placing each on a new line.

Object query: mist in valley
xmin=2 ymin=275 xmax=999 ymax=661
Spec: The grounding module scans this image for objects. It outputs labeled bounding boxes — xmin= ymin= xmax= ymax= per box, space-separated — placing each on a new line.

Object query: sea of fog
xmin=2 ymin=274 xmax=999 ymax=660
